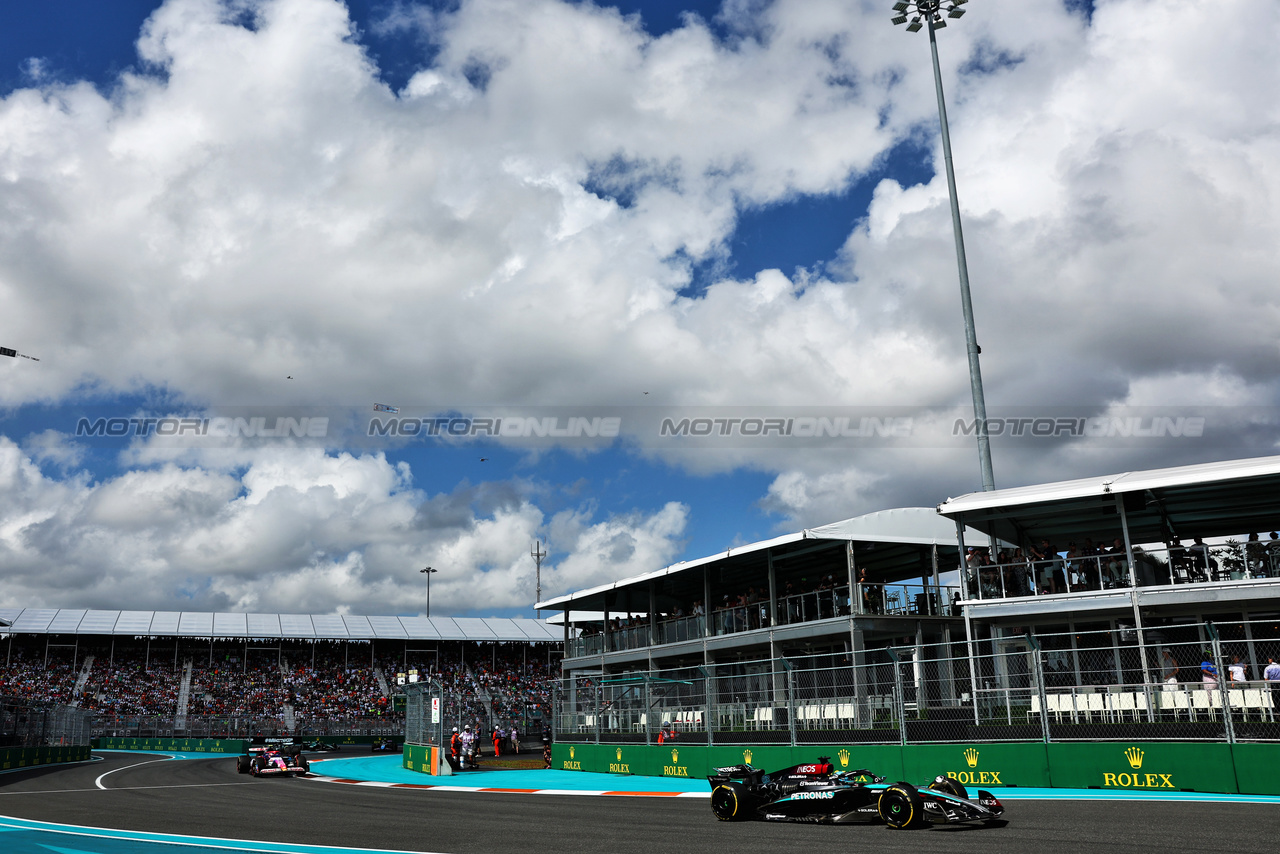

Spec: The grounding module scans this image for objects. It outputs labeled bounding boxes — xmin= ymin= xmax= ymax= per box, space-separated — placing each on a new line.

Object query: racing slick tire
xmin=710 ymin=781 xmax=753 ymax=821
xmin=878 ymin=783 xmax=925 ymax=829
xmin=236 ymin=756 xmax=249 ymax=774
xmin=928 ymin=775 xmax=969 ymax=800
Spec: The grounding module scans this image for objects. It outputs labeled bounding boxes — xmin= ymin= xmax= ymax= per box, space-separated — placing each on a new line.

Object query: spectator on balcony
xmin=1201 ymin=657 xmax=1219 ymax=686
xmin=1187 ymin=537 xmax=1214 ymax=581
xmin=1228 ymin=655 xmax=1247 ymax=683
xmin=1107 ymin=538 xmax=1130 ymax=587
xmin=859 ymin=568 xmax=882 ymax=614
xmin=1245 ymin=533 xmax=1266 ymax=577
xmin=1159 ymin=648 xmax=1178 ymax=684
xmin=1030 ymin=539 xmax=1060 ymax=594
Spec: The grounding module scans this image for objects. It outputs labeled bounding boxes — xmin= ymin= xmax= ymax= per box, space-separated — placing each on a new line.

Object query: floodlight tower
xmin=419 ymin=566 xmax=438 ymax=617
xmin=892 ymin=0 xmax=995 ymax=492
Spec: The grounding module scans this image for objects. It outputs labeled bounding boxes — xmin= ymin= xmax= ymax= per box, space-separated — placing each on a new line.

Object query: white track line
xmin=94 ymin=754 xmax=181 ymax=789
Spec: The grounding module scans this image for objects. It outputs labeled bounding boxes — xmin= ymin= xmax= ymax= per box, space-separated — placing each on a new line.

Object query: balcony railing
xmin=964 ymin=543 xmax=1280 ymax=603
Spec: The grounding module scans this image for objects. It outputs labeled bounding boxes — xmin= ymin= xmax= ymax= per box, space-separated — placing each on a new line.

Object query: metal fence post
xmin=698 ymin=665 xmax=714 ymax=747
xmin=781 ymin=658 xmax=797 ymax=747
xmin=889 ymin=648 xmax=907 ymax=746
xmin=1206 ymin=622 xmax=1235 ymax=744
xmin=1026 ymin=634 xmax=1051 ymax=744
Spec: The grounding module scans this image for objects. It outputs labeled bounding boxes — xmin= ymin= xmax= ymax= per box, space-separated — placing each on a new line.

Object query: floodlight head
xmin=893 ymin=1 xmax=910 ymax=10
xmin=933 ymin=18 xmax=946 ymax=28
xmin=952 ymin=0 xmax=968 ymax=6
xmin=906 ymin=19 xmax=923 ymax=32
xmin=949 ymin=8 xmax=966 ymax=17
xmin=892 ymin=14 xmax=908 ymax=25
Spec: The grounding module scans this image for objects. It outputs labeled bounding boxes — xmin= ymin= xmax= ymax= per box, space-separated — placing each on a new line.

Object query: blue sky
xmin=0 ymin=0 xmax=1275 ymax=619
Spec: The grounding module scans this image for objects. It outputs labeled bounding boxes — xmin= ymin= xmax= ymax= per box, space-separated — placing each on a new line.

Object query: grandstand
xmin=0 ymin=609 xmax=562 ymax=741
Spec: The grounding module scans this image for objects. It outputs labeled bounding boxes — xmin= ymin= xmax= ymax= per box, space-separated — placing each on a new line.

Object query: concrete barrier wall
xmin=92 ymin=737 xmax=247 ymax=753
xmin=548 ymin=741 xmax=1280 ymax=796
xmin=1 ymin=744 xmax=92 ymax=771
xmin=403 ymin=743 xmax=443 ymax=775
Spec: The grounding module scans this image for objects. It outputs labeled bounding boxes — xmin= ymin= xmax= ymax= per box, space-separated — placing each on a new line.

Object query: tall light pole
xmin=892 ymin=0 xmax=996 ymax=491
xmin=531 ymin=540 xmax=547 ymax=620
xmin=419 ymin=566 xmax=438 ymax=617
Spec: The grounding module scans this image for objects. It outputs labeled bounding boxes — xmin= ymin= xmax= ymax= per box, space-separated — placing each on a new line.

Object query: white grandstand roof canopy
xmin=0 ymin=609 xmax=561 ymax=642
xmin=936 ymin=454 xmax=1280 ymax=545
xmin=536 ymin=507 xmax=991 ymax=611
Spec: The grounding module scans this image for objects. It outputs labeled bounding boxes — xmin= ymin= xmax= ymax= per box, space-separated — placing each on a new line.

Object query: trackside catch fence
xmin=552 ymin=619 xmax=1280 ymax=746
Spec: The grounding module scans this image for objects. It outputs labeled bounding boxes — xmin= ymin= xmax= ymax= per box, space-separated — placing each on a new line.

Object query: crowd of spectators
xmin=80 ymin=651 xmax=179 ymax=716
xmin=965 ymin=532 xmax=1280 ymax=599
xmin=0 ymin=638 xmax=560 ymax=739
xmin=0 ymin=650 xmax=79 ymax=705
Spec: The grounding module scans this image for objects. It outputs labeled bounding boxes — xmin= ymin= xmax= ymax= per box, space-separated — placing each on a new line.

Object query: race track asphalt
xmin=0 ymin=752 xmax=1276 ymax=854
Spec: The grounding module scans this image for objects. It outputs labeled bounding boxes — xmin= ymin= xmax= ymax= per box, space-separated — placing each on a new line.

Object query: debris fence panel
xmin=551 ymin=620 xmax=1280 ymax=745
xmin=2 ymin=697 xmax=94 ymax=747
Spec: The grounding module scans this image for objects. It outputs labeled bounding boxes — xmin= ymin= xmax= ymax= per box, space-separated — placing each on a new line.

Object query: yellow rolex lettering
xmin=1103 ymin=773 xmax=1118 ymax=786
xmin=1159 ymin=773 xmax=1173 ymax=788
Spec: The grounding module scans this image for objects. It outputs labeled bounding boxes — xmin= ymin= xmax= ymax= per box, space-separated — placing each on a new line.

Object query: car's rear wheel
xmin=710 ymin=781 xmax=752 ymax=821
xmin=929 ymin=775 xmax=968 ymax=800
xmin=878 ymin=783 xmax=925 ymax=829
xmin=236 ymin=757 xmax=248 ymax=774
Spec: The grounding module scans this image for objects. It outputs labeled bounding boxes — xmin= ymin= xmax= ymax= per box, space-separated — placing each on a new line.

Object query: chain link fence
xmin=92 ymin=714 xmax=401 ymax=739
xmin=553 ymin=619 xmax=1280 ymax=746
xmin=1 ymin=696 xmax=94 ymax=747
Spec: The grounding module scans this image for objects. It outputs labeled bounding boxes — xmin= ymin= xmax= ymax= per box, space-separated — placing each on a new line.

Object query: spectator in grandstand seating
xmin=543 ymin=737 xmax=552 ymax=769
xmin=1264 ymin=658 xmax=1280 ymax=707
xmin=1228 ymin=655 xmax=1247 ymax=683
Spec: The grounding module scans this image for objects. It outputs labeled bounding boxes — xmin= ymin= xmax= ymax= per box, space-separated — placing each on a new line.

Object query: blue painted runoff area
xmin=312 ymin=754 xmax=704 ymax=791
xmin=310 ymin=755 xmax=1280 ymax=802
xmin=0 ymin=815 xmax=429 ymax=854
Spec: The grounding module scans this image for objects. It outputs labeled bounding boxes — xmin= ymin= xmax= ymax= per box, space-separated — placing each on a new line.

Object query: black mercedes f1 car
xmin=708 ymin=758 xmax=1004 ymax=829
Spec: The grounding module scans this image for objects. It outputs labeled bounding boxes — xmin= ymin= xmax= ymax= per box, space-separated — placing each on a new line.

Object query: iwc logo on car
xmin=945 ymin=747 xmax=1002 ymax=785
xmin=664 ymin=747 xmax=689 ymax=777
xmin=562 ymin=744 xmax=581 ymax=771
xmin=609 ymin=746 xmax=630 ymax=774
xmin=1103 ymin=747 xmax=1173 ymax=789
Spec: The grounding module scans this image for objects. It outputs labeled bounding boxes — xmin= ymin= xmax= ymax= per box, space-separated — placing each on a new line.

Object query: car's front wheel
xmin=710 ymin=781 xmax=753 ymax=821
xmin=878 ymin=783 xmax=925 ymax=829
